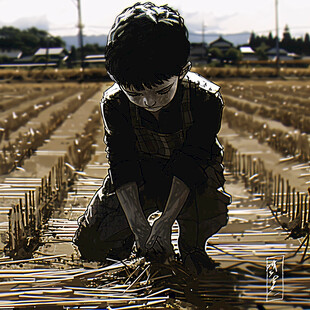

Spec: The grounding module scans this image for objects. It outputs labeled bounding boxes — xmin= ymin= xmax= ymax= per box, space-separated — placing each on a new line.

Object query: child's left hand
xmin=145 ymin=218 xmax=174 ymax=262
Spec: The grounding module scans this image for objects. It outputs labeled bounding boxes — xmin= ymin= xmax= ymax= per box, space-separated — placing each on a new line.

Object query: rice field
xmin=0 ymin=78 xmax=309 ymax=309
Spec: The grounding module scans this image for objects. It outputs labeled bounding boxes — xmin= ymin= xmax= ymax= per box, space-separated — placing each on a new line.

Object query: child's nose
xmin=143 ymin=97 xmax=156 ymax=107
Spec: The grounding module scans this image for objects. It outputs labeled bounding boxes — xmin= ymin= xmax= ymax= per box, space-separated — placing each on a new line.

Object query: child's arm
xmin=116 ymin=182 xmax=151 ymax=255
xmin=146 ymin=176 xmax=190 ymax=259
xmin=102 ymin=89 xmax=149 ymax=253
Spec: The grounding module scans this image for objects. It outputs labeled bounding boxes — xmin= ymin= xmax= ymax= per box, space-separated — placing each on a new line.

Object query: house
xmin=0 ymin=48 xmax=22 ymax=60
xmin=266 ymin=48 xmax=296 ymax=61
xmin=209 ymin=36 xmax=233 ymax=53
xmin=33 ymin=47 xmax=67 ymax=62
xmin=189 ymin=43 xmax=208 ymax=63
xmin=239 ymin=46 xmax=258 ymax=61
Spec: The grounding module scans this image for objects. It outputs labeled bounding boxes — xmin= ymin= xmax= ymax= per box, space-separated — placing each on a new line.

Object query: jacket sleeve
xmin=101 ymin=92 xmax=143 ymax=189
xmin=165 ymin=89 xmax=224 ymax=190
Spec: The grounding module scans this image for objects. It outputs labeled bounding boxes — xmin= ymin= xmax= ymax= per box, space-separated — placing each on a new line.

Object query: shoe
xmin=182 ymin=248 xmax=220 ymax=276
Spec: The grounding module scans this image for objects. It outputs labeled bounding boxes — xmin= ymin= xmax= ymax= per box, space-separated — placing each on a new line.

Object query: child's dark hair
xmin=105 ymin=2 xmax=190 ymax=90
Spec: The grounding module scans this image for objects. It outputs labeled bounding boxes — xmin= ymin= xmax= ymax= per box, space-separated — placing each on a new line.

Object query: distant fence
xmin=223 ymin=141 xmax=310 ymax=239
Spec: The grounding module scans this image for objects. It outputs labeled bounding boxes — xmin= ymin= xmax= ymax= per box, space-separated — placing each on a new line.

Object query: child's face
xmin=120 ymin=76 xmax=179 ymax=112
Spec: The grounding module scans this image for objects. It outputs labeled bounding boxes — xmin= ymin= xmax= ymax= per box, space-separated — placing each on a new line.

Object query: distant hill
xmin=189 ymin=32 xmax=251 ymax=46
xmin=62 ymin=35 xmax=108 ymax=48
xmin=62 ymin=32 xmax=251 ymax=49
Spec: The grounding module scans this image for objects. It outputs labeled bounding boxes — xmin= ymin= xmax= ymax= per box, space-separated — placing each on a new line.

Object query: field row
xmin=0 ymin=83 xmax=86 ymax=114
xmin=0 ymin=88 xmax=78 ymax=144
xmin=219 ymin=80 xmax=310 ymax=162
xmin=0 ymin=84 xmax=101 ymax=175
xmin=221 ymin=81 xmax=310 ymax=134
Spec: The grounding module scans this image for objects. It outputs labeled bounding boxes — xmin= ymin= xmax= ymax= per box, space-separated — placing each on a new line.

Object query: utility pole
xmin=202 ymin=21 xmax=206 ymax=61
xmin=275 ymin=0 xmax=280 ymax=76
xmin=45 ymin=36 xmax=50 ymax=69
xmin=202 ymin=21 xmax=205 ymax=46
xmin=77 ymin=0 xmax=85 ymax=71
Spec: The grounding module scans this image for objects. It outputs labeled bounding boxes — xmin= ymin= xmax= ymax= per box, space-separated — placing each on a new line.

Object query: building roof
xmin=190 ymin=43 xmax=207 ymax=57
xmin=209 ymin=36 xmax=233 ymax=48
xmin=34 ymin=47 xmax=65 ymax=56
xmin=266 ymin=48 xmax=288 ymax=55
xmin=0 ymin=49 xmax=22 ymax=59
xmin=240 ymin=46 xmax=255 ymax=54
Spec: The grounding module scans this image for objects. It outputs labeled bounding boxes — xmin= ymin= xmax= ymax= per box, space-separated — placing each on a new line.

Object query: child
xmin=74 ymin=2 xmax=231 ymax=276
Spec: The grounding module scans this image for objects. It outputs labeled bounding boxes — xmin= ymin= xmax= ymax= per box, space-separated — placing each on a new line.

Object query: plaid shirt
xmin=101 ymin=72 xmax=224 ymax=190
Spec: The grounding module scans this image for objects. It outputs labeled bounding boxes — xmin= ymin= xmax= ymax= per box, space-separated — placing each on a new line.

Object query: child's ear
xmin=179 ymin=62 xmax=192 ymax=79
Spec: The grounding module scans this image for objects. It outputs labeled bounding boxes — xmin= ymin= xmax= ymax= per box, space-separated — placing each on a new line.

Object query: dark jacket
xmin=101 ymin=72 xmax=224 ymax=191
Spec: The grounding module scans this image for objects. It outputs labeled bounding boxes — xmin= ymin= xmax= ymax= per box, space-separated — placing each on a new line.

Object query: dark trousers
xmin=73 ymin=173 xmax=230 ymax=262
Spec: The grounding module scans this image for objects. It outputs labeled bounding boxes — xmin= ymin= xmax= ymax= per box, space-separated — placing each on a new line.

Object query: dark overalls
xmin=73 ymin=76 xmax=231 ymax=264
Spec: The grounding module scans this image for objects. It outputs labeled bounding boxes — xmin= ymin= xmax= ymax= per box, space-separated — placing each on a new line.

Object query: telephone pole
xmin=202 ymin=21 xmax=206 ymax=60
xmin=202 ymin=21 xmax=205 ymax=46
xmin=77 ymin=0 xmax=85 ymax=70
xmin=275 ymin=0 xmax=280 ymax=75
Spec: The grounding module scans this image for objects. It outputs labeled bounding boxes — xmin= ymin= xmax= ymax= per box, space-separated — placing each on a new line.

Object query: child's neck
xmin=151 ymin=110 xmax=160 ymax=120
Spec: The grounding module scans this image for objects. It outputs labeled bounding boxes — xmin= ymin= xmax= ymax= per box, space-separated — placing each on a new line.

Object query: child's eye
xmin=127 ymin=92 xmax=142 ymax=97
xmin=157 ymin=84 xmax=173 ymax=95
xmin=157 ymin=89 xmax=170 ymax=95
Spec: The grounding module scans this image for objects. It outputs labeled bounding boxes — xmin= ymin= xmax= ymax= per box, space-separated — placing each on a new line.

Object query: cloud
xmin=10 ymin=15 xmax=50 ymax=31
xmin=182 ymin=10 xmax=238 ymax=34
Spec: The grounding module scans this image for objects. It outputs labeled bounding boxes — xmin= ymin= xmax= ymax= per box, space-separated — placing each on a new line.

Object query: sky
xmin=1 ymin=0 xmax=309 ymax=38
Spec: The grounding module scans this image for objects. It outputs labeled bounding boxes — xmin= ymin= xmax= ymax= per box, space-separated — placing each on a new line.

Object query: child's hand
xmin=145 ymin=218 xmax=174 ymax=261
xmin=133 ymin=222 xmax=151 ymax=256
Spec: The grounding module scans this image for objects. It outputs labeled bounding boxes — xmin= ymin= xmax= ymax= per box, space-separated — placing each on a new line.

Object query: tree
xmin=255 ymin=42 xmax=269 ymax=60
xmin=249 ymin=32 xmax=256 ymax=47
xmin=267 ymin=32 xmax=275 ymax=48
xmin=208 ymin=47 xmax=223 ymax=61
xmin=0 ymin=56 xmax=10 ymax=64
xmin=281 ymin=25 xmax=293 ymax=52
xmin=225 ymin=47 xmax=243 ymax=63
xmin=82 ymin=43 xmax=105 ymax=55
xmin=0 ymin=26 xmax=65 ymax=56
xmin=282 ymin=25 xmax=291 ymax=41
xmin=304 ymin=33 xmax=310 ymax=55
xmin=249 ymin=32 xmax=262 ymax=49
xmin=67 ymin=46 xmax=77 ymax=68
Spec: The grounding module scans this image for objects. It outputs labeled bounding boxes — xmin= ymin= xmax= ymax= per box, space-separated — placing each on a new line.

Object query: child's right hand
xmin=133 ymin=222 xmax=151 ymax=256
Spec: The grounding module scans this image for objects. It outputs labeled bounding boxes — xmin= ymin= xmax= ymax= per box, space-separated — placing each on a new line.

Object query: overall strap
xmin=181 ymin=78 xmax=194 ymax=133
xmin=128 ymin=101 xmax=141 ymax=128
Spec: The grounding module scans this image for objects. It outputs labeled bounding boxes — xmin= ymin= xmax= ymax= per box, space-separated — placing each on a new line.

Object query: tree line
xmin=0 ymin=26 xmax=65 ymax=56
xmin=249 ymin=25 xmax=310 ymax=59
xmin=1 ymin=25 xmax=310 ymax=65
xmin=0 ymin=26 xmax=106 ymax=66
